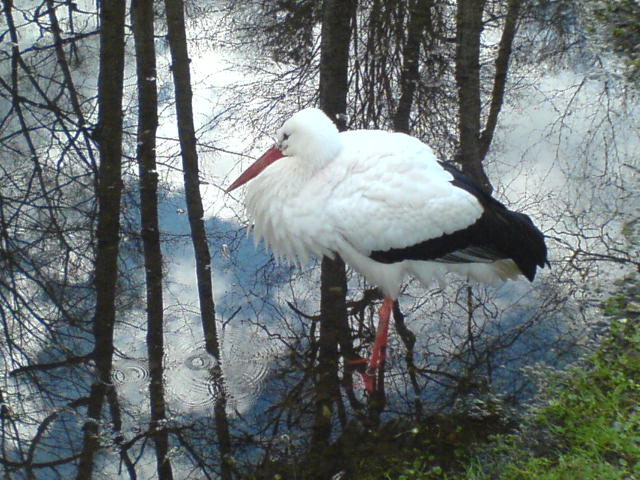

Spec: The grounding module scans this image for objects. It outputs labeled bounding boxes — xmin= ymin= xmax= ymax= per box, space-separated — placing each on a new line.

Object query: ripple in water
xmin=112 ymin=362 xmax=150 ymax=385
xmin=220 ymin=327 xmax=276 ymax=412
xmin=163 ymin=342 xmax=220 ymax=410
xmin=161 ymin=327 xmax=278 ymax=413
xmin=111 ymin=360 xmax=151 ymax=412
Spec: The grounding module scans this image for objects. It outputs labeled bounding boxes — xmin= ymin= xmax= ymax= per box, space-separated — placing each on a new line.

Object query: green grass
xmin=460 ymin=278 xmax=640 ymax=480
xmin=488 ymin=327 xmax=640 ymax=478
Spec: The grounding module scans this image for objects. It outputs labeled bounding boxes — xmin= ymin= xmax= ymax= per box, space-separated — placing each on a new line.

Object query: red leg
xmin=363 ymin=297 xmax=394 ymax=393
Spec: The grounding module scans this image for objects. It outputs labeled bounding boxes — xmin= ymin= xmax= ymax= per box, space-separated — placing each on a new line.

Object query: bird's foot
xmin=344 ymin=297 xmax=394 ymax=394
xmin=345 ymin=355 xmax=382 ymax=394
xmin=345 ymin=357 xmax=374 ymax=393
xmin=362 ymin=367 xmax=378 ymax=394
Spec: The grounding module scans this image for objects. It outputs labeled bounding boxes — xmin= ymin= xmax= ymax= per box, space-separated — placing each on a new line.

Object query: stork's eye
xmin=282 ymin=133 xmax=290 ymax=141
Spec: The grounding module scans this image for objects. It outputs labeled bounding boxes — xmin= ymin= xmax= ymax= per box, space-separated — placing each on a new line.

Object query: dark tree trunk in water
xmin=455 ymin=0 xmax=522 ymax=192
xmin=393 ymin=0 xmax=433 ymax=133
xmin=76 ymin=2 xmax=126 ymax=478
xmin=479 ymin=0 xmax=521 ymax=160
xmin=311 ymin=0 xmax=357 ymax=471
xmin=132 ymin=0 xmax=174 ymax=478
xmin=163 ymin=1 xmax=232 ymax=478
xmin=455 ymin=0 xmax=491 ymax=192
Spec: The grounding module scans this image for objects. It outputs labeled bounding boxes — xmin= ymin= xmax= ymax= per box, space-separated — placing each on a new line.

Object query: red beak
xmin=225 ymin=145 xmax=285 ymax=193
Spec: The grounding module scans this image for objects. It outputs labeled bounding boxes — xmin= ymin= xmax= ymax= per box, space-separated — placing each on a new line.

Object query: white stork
xmin=226 ymin=108 xmax=548 ymax=393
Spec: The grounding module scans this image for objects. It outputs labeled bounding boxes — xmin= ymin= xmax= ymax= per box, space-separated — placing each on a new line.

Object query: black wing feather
xmin=369 ymin=162 xmax=548 ymax=281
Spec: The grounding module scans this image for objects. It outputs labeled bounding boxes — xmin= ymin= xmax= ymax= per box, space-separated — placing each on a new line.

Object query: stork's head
xmin=276 ymin=108 xmax=341 ymax=161
xmin=226 ymin=108 xmax=342 ymax=193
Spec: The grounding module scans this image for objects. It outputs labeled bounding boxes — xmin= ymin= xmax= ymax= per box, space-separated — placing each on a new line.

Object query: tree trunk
xmin=163 ymin=1 xmax=232 ymax=478
xmin=393 ymin=0 xmax=433 ymax=133
xmin=479 ymin=0 xmax=521 ymax=159
xmin=311 ymin=0 xmax=357 ymax=460
xmin=132 ymin=0 xmax=174 ymax=478
xmin=455 ymin=0 xmax=492 ymax=192
xmin=75 ymin=1 xmax=126 ymax=478
xmin=455 ymin=0 xmax=522 ymax=193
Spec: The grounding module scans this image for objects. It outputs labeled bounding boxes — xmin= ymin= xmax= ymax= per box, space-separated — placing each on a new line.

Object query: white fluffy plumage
xmin=240 ymin=108 xmax=517 ymax=298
